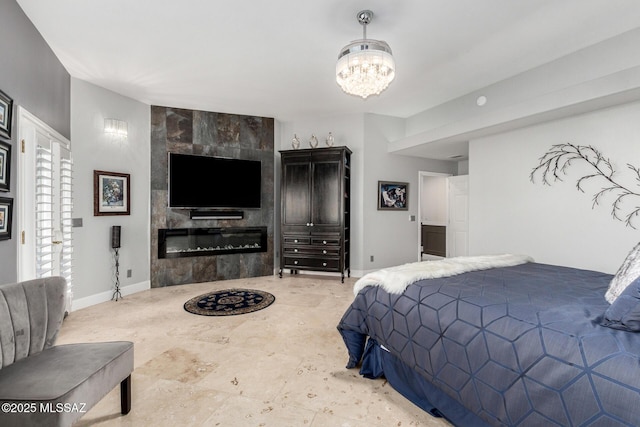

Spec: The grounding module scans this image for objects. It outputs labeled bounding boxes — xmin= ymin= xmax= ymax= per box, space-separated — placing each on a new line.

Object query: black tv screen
xmin=168 ymin=153 xmax=262 ymax=209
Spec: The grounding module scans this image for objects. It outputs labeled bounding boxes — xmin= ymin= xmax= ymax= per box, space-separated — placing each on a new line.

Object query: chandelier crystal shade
xmin=336 ymin=10 xmax=395 ymax=99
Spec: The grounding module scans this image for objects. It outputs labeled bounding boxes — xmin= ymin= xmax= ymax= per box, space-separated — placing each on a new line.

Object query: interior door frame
xmin=417 ymin=171 xmax=452 ymax=261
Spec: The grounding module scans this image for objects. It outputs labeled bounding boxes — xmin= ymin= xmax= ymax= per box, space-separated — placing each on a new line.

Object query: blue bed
xmin=337 ymin=262 xmax=640 ymax=426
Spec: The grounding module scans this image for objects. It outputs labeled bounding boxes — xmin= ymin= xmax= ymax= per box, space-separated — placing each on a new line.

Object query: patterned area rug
xmin=184 ymin=288 xmax=275 ymax=316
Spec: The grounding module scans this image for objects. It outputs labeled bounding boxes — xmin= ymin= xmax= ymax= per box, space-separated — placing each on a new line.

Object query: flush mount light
xmin=336 ymin=10 xmax=396 ymax=99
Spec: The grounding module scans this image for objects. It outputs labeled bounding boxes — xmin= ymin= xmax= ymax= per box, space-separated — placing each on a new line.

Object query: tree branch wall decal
xmin=530 ymin=143 xmax=640 ymax=228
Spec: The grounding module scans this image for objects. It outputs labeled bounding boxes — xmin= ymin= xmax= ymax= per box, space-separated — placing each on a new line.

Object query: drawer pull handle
xmin=322 ymin=262 xmax=327 ymax=267
xmin=323 ymin=250 xmax=327 ymax=254
xmin=294 ymin=239 xmax=298 ymax=243
xmin=294 ymin=249 xmax=298 ymax=252
xmin=323 ymin=240 xmax=327 ymax=244
xmin=294 ymin=260 xmax=299 ymax=265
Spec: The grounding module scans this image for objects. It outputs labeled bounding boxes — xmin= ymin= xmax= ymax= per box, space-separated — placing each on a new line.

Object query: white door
xmin=17 ymin=107 xmax=73 ymax=312
xmin=447 ymin=175 xmax=469 ymax=257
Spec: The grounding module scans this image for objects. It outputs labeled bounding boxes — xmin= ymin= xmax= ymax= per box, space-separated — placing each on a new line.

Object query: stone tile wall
xmin=150 ymin=106 xmax=274 ymax=287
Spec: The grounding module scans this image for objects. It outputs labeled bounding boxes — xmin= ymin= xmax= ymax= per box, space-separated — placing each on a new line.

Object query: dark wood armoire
xmin=279 ymin=146 xmax=351 ymax=282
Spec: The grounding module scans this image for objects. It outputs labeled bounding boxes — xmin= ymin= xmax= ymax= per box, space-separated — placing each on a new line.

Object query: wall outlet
xmin=370 ymin=255 xmax=374 ymax=262
xmin=127 ymin=269 xmax=132 ymax=278
xmin=409 ymin=215 xmax=416 ymax=222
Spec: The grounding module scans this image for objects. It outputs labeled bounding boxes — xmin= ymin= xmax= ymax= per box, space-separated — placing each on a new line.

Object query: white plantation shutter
xmin=59 ymin=157 xmax=74 ymax=285
xmin=35 ymin=145 xmax=55 ymax=277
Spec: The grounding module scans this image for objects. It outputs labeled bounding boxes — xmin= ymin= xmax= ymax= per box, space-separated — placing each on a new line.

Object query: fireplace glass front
xmin=158 ymin=227 xmax=267 ymax=258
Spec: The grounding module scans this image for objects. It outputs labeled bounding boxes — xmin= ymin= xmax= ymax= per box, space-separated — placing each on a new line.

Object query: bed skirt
xmin=359 ymin=338 xmax=489 ymax=427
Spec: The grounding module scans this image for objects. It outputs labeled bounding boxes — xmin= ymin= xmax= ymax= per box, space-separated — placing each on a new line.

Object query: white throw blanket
xmin=353 ymin=254 xmax=534 ymax=296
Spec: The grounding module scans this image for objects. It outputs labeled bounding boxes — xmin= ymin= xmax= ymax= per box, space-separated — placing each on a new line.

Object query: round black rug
xmin=184 ymin=288 xmax=275 ymax=316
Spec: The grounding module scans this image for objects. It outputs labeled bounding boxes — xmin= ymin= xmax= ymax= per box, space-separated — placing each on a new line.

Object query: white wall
xmin=458 ymin=160 xmax=469 ymax=175
xmin=70 ymin=78 xmax=150 ymax=308
xmin=421 ymin=176 xmax=448 ymax=224
xmin=469 ymin=100 xmax=640 ymax=274
xmin=362 ymin=114 xmax=456 ymax=271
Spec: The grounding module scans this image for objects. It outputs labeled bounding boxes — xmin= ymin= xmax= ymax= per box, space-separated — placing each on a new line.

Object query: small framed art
xmin=378 ymin=181 xmax=408 ymax=210
xmin=94 ymin=170 xmax=131 ymax=216
xmin=0 ymin=90 xmax=13 ymax=139
xmin=0 ymin=140 xmax=10 ymax=192
xmin=0 ymin=197 xmax=13 ymax=240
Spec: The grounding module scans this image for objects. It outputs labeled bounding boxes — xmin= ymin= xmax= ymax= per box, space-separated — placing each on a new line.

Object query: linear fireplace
xmin=158 ymin=227 xmax=268 ymax=259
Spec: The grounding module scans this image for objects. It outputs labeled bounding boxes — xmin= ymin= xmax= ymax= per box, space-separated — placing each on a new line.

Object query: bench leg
xmin=120 ymin=375 xmax=132 ymax=415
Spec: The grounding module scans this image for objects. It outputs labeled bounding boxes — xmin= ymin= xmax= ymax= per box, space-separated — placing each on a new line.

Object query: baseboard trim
xmin=71 ymin=280 xmax=150 ymax=311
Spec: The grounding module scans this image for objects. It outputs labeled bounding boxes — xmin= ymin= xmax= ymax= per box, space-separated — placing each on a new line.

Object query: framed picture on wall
xmin=378 ymin=181 xmax=408 ymax=210
xmin=0 ymin=90 xmax=13 ymax=139
xmin=0 ymin=196 xmax=13 ymax=240
xmin=0 ymin=140 xmax=10 ymax=192
xmin=94 ymin=170 xmax=131 ymax=216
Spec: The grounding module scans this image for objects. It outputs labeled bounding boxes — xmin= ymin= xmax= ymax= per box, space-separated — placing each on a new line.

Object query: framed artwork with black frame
xmin=378 ymin=180 xmax=409 ymax=210
xmin=0 ymin=90 xmax=13 ymax=139
xmin=0 ymin=196 xmax=13 ymax=240
xmin=94 ymin=170 xmax=131 ymax=216
xmin=0 ymin=139 xmax=10 ymax=192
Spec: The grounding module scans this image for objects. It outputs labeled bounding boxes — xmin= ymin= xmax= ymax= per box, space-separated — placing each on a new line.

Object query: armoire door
xmin=281 ymin=153 xmax=311 ymax=232
xmin=310 ymin=152 xmax=342 ymax=231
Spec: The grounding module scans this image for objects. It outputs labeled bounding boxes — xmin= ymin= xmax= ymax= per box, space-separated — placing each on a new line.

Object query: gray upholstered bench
xmin=0 ymin=277 xmax=134 ymax=427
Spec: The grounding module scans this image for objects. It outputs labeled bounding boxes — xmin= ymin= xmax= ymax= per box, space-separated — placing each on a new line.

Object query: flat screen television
xmin=168 ymin=153 xmax=262 ymax=209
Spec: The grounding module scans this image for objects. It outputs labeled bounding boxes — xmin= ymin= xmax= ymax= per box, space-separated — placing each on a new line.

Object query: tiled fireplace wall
xmin=150 ymin=106 xmax=275 ymax=287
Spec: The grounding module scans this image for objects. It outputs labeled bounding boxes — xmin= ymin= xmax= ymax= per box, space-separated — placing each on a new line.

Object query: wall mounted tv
xmin=168 ymin=153 xmax=262 ymax=209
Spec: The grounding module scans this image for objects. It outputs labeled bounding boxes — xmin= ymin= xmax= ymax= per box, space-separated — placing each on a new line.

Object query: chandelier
xmin=336 ymin=10 xmax=395 ymax=99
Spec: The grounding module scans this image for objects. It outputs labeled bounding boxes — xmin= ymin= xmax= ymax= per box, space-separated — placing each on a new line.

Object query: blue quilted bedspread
xmin=337 ymin=262 xmax=640 ymax=426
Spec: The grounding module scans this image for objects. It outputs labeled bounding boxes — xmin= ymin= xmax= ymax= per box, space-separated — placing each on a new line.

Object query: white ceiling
xmin=16 ymin=0 xmax=640 ymax=126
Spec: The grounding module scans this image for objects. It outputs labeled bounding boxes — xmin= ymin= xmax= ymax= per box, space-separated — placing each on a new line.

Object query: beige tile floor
xmin=59 ymin=274 xmax=451 ymax=426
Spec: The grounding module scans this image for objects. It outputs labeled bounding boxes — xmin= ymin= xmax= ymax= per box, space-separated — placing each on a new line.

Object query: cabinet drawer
xmin=311 ymin=236 xmax=341 ymax=246
xmin=284 ymin=257 xmax=340 ymax=270
xmin=283 ymin=235 xmax=310 ymax=245
xmin=283 ymin=247 xmax=340 ymax=256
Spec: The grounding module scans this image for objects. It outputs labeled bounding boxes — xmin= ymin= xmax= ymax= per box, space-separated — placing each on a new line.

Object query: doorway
xmin=17 ymin=107 xmax=73 ymax=312
xmin=417 ymin=172 xmax=469 ymax=260
xmin=418 ymin=172 xmax=450 ymax=260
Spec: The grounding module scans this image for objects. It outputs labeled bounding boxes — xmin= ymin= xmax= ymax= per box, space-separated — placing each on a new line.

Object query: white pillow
xmin=605 ymin=242 xmax=640 ymax=303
